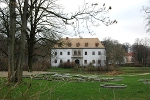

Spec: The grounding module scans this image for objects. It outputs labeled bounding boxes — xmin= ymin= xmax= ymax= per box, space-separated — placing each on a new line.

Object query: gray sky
xmin=60 ymin=0 xmax=150 ymax=44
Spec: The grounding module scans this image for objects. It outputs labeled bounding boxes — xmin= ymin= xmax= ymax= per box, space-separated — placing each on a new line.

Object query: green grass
xmin=117 ymin=67 xmax=150 ymax=74
xmin=0 ymin=67 xmax=150 ymax=100
xmin=1 ymin=75 xmax=150 ymax=100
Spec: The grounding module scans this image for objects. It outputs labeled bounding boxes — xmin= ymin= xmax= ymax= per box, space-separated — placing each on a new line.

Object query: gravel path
xmin=0 ymin=71 xmax=47 ymax=77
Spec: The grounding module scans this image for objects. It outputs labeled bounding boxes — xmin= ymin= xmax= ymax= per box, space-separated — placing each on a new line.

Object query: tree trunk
xmin=16 ymin=0 xmax=28 ymax=82
xmin=28 ymin=53 xmax=33 ymax=72
xmin=27 ymin=33 xmax=35 ymax=72
xmin=8 ymin=0 xmax=16 ymax=83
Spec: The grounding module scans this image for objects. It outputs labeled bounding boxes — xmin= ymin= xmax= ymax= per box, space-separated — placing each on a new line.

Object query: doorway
xmin=75 ymin=59 xmax=80 ymax=65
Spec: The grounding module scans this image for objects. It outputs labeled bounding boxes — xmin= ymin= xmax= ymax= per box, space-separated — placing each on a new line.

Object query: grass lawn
xmin=0 ymin=67 xmax=150 ymax=100
xmin=117 ymin=67 xmax=150 ymax=74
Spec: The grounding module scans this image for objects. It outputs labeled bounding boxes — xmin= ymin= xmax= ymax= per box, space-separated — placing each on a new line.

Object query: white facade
xmin=51 ymin=38 xmax=106 ymax=67
xmin=51 ymin=48 xmax=106 ymax=67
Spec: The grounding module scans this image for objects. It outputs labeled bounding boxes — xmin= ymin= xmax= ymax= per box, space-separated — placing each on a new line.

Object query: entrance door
xmin=75 ymin=59 xmax=80 ymax=65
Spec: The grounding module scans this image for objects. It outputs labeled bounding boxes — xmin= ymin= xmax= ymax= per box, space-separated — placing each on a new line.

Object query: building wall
xmin=51 ymin=48 xmax=106 ymax=67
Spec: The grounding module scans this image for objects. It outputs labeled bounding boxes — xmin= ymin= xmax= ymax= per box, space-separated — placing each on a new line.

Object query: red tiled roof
xmin=56 ymin=37 xmax=105 ymax=48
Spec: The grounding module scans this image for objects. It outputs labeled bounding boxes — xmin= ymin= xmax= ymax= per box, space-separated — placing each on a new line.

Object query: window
xmin=76 ymin=42 xmax=80 ymax=47
xmin=85 ymin=43 xmax=88 ymax=47
xmin=58 ymin=43 xmax=62 ymax=47
xmin=84 ymin=60 xmax=87 ymax=64
xmin=67 ymin=59 xmax=70 ymax=63
xmin=98 ymin=51 xmax=101 ymax=55
xmin=68 ymin=42 xmax=71 ymax=47
xmin=78 ymin=50 xmax=81 ymax=55
xmin=60 ymin=59 xmax=63 ymax=63
xmin=98 ymin=60 xmax=101 ymax=64
xmin=74 ymin=51 xmax=77 ymax=55
xmin=95 ymin=43 xmax=99 ymax=47
xmin=85 ymin=51 xmax=87 ymax=55
xmin=60 ymin=52 xmax=62 ymax=55
xmin=92 ymin=60 xmax=95 ymax=63
xmin=55 ymin=52 xmax=57 ymax=55
xmin=92 ymin=51 xmax=95 ymax=55
xmin=67 ymin=52 xmax=70 ymax=55
xmin=55 ymin=60 xmax=57 ymax=63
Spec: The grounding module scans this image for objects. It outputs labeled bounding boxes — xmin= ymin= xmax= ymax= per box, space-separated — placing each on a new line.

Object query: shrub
xmin=23 ymin=60 xmax=50 ymax=71
xmin=84 ymin=63 xmax=96 ymax=71
xmin=33 ymin=60 xmax=50 ymax=71
xmin=0 ymin=58 xmax=8 ymax=71
xmin=59 ymin=61 xmax=75 ymax=68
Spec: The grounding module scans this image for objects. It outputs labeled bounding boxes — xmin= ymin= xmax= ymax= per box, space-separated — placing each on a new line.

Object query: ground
xmin=0 ymin=71 xmax=47 ymax=77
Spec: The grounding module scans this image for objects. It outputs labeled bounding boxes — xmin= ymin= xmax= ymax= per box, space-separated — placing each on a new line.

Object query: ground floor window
xmin=67 ymin=59 xmax=70 ymax=63
xmin=55 ymin=60 xmax=57 ymax=63
xmin=84 ymin=60 xmax=87 ymax=64
xmin=92 ymin=60 xmax=95 ymax=63
xmin=98 ymin=60 xmax=101 ymax=64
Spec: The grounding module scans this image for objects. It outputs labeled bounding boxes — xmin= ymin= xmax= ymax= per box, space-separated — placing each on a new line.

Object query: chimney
xmin=66 ymin=37 xmax=69 ymax=40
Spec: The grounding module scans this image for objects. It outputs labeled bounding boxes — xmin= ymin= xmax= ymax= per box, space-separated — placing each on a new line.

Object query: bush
xmin=0 ymin=58 xmax=8 ymax=71
xmin=59 ymin=62 xmax=75 ymax=68
xmin=84 ymin=63 xmax=96 ymax=71
xmin=23 ymin=60 xmax=50 ymax=71
xmin=123 ymin=63 xmax=144 ymax=67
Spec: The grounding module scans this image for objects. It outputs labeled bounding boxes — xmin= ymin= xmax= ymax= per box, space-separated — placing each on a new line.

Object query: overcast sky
xmin=60 ymin=0 xmax=150 ymax=44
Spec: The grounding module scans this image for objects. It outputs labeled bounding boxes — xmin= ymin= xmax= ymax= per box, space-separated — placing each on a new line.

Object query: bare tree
xmin=16 ymin=0 xmax=116 ymax=72
xmin=8 ymin=0 xmax=16 ymax=83
xmin=142 ymin=3 xmax=150 ymax=33
xmin=132 ymin=38 xmax=150 ymax=66
xmin=103 ymin=37 xmax=125 ymax=66
xmin=0 ymin=0 xmax=116 ymax=82
xmin=15 ymin=0 xmax=28 ymax=82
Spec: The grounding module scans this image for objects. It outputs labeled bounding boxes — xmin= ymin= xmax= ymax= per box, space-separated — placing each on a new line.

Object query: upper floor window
xmin=92 ymin=51 xmax=95 ymax=55
xmin=85 ymin=51 xmax=87 ymax=55
xmin=98 ymin=51 xmax=101 ymax=55
xmin=78 ymin=50 xmax=81 ymax=55
xmin=74 ymin=51 xmax=77 ymax=55
xmin=95 ymin=43 xmax=99 ymax=47
xmin=60 ymin=52 xmax=62 ymax=55
xmin=55 ymin=52 xmax=57 ymax=55
xmin=67 ymin=51 xmax=70 ymax=55
xmin=85 ymin=43 xmax=88 ymax=47
xmin=76 ymin=42 xmax=80 ymax=47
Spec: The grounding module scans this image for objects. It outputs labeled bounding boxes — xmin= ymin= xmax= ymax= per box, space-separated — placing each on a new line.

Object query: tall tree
xmin=132 ymin=38 xmax=150 ymax=66
xmin=16 ymin=0 xmax=28 ymax=82
xmin=142 ymin=4 xmax=150 ymax=33
xmin=8 ymin=0 xmax=16 ymax=83
xmin=16 ymin=0 xmax=116 ymax=72
xmin=103 ymin=37 xmax=125 ymax=66
xmin=0 ymin=0 xmax=117 ymax=82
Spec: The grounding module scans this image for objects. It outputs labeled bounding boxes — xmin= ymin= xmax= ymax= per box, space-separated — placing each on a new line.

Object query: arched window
xmin=98 ymin=51 xmax=101 ymax=55
xmin=78 ymin=50 xmax=81 ymax=55
xmin=74 ymin=51 xmax=77 ymax=55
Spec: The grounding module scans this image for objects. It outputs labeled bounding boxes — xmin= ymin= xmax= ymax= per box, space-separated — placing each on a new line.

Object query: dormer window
xmin=95 ymin=43 xmax=99 ymax=47
xmin=58 ymin=43 xmax=62 ymax=47
xmin=68 ymin=42 xmax=71 ymax=47
xmin=85 ymin=43 xmax=88 ymax=47
xmin=76 ymin=42 xmax=80 ymax=47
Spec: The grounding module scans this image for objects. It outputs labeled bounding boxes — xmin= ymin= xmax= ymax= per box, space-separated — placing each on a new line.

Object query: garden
xmin=0 ymin=67 xmax=150 ymax=100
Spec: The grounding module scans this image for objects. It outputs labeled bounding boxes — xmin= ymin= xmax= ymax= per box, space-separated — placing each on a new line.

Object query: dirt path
xmin=0 ymin=71 xmax=47 ymax=77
